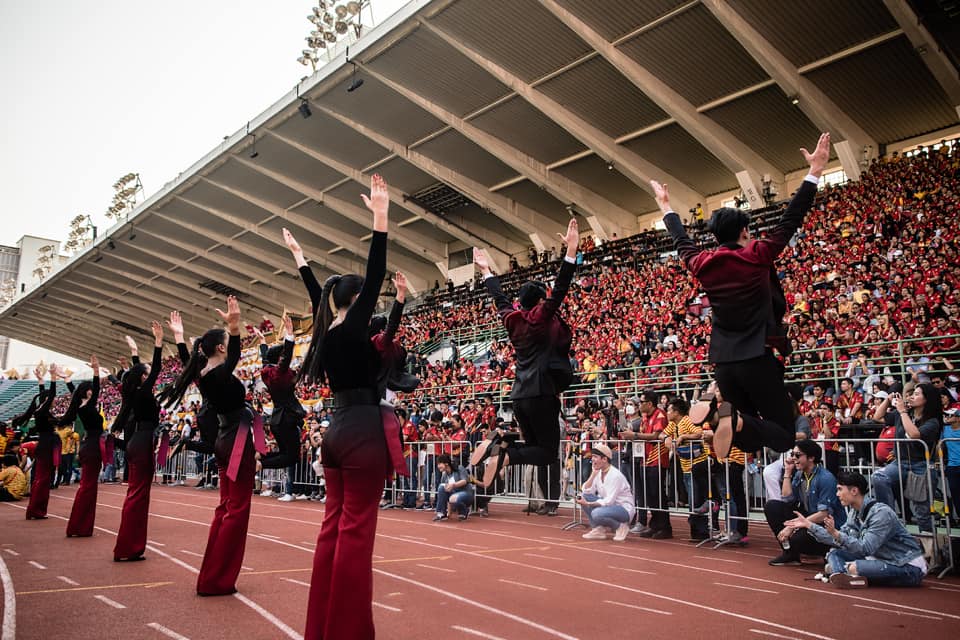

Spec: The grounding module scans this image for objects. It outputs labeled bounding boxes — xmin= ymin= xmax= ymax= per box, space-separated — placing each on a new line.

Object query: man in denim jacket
xmin=786 ymin=471 xmax=926 ymax=588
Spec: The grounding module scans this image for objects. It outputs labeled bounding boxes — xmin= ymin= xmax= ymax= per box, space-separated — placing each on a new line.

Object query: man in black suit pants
xmin=653 ymin=133 xmax=832 ymax=458
xmin=471 ymin=218 xmax=580 ymax=515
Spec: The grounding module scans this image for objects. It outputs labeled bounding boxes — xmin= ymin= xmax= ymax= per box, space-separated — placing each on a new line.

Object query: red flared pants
xmin=66 ymin=441 xmax=102 ymax=536
xmin=113 ymin=432 xmax=154 ymax=559
xmin=196 ymin=431 xmax=255 ymax=595
xmin=25 ymin=434 xmax=56 ymax=520
xmin=305 ymin=405 xmax=387 ymax=640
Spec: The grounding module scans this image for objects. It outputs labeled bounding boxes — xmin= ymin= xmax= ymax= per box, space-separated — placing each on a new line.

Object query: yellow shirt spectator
xmin=0 ymin=464 xmax=27 ymax=500
xmin=57 ymin=426 xmax=79 ymax=455
xmin=662 ymin=415 xmax=709 ymax=473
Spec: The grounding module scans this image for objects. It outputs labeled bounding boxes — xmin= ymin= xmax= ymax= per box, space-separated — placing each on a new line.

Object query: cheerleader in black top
xmin=60 ymin=355 xmax=104 ymax=536
xmin=162 ymin=296 xmax=262 ymax=595
xmin=257 ymin=314 xmax=305 ymax=470
xmin=285 ymin=175 xmax=390 ymax=640
xmin=112 ymin=321 xmax=164 ymax=561
xmin=14 ymin=364 xmax=60 ymax=519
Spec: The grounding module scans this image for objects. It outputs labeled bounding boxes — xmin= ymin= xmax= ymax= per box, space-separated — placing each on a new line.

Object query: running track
xmin=2 ymin=484 xmax=959 ymax=640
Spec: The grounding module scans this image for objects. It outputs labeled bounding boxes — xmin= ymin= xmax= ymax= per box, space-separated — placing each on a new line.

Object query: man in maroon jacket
xmin=471 ymin=218 xmax=579 ymax=515
xmin=654 ymin=133 xmax=832 ymax=458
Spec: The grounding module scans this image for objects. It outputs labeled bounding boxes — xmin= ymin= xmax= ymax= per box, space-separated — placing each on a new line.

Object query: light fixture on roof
xmin=606 ymin=161 xmax=614 ymax=171
xmin=248 ymin=133 xmax=259 ymax=159
xmin=347 ymin=1 xmax=361 ymax=14
xmin=106 ymin=172 xmax=143 ymax=222
xmin=298 ymin=98 xmax=313 ymax=119
xmin=790 ymin=94 xmax=800 ymax=105
xmin=346 ymin=52 xmax=363 ymax=92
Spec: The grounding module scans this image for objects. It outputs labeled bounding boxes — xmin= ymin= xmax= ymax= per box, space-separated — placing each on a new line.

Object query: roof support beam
xmin=882 ymin=0 xmax=960 ymax=118
xmin=538 ymin=0 xmax=781 ymax=209
xmin=700 ymin=0 xmax=877 ymax=180
xmin=0 ymin=316 xmax=112 ymax=363
xmin=420 ymin=19 xmax=705 ymax=216
xmin=185 ymin=182 xmax=363 ymax=276
xmin=86 ymin=262 xmax=217 ymax=317
xmin=232 ymin=156 xmax=448 ymax=265
xmin=356 ymin=61 xmax=638 ymax=240
xmin=100 ymin=248 xmax=284 ymax=316
xmin=309 ymin=101 xmax=568 ymax=247
xmin=12 ymin=302 xmax=134 ymax=358
xmin=197 ymin=178 xmax=432 ymax=292
xmin=265 ymin=130 xmax=511 ymax=270
xmin=37 ymin=288 xmax=168 ymax=341
xmin=137 ymin=219 xmax=306 ymax=300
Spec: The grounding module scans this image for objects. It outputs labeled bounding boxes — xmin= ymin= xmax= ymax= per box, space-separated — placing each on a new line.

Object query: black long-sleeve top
xmin=63 ymin=377 xmax=104 ymax=437
xmin=27 ymin=382 xmax=58 ymax=436
xmin=130 ymin=346 xmax=163 ymax=426
xmin=197 ymin=334 xmax=246 ymax=415
xmin=316 ymin=231 xmax=387 ymax=392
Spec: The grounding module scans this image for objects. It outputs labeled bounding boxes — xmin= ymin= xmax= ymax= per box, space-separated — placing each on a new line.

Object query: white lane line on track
xmin=2 ymin=550 xmax=18 ymax=557
xmin=609 ymin=566 xmax=656 ymax=575
xmin=852 ymin=604 xmax=941 ymax=620
xmin=376 ymin=570 xmax=578 ymax=640
xmin=147 ymin=622 xmax=192 ymax=640
xmin=147 ymin=540 xmax=166 ymax=546
xmin=57 ymin=576 xmax=79 ymax=586
xmin=1 ymin=502 xmax=303 ymax=640
xmin=451 ymin=625 xmax=507 ymax=640
xmin=498 ymin=578 xmax=548 ymax=591
xmin=415 ymin=563 xmax=456 ymax=573
xmin=373 ymin=602 xmax=403 ymax=612
xmin=714 ymin=582 xmax=779 ymax=594
xmin=280 ymin=578 xmax=311 ymax=587
xmin=0 ymin=551 xmax=16 ymax=640
xmin=27 ymin=561 xmax=46 ymax=570
xmin=605 ymin=600 xmax=672 ymax=616
xmin=179 ymin=550 xmax=204 ymax=558
xmin=454 ymin=543 xmax=485 ymax=549
xmin=93 ymin=595 xmax=126 ymax=609
xmin=692 ymin=555 xmax=741 ymax=564
xmin=750 ymin=630 xmax=799 ymax=640
xmin=524 ymin=553 xmax=563 ymax=561
xmin=241 ymin=566 xmax=254 ymax=571
xmin=258 ymin=534 xmax=281 ymax=539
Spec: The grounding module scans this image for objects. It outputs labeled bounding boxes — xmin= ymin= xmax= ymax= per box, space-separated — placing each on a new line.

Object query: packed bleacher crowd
xmin=3 ymin=142 xmax=960 ymax=579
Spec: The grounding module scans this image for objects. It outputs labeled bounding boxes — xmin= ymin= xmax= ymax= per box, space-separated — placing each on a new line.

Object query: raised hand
xmin=216 ymin=295 xmax=242 ymax=335
xmin=34 ymin=365 xmax=44 ymax=381
xmin=473 ymin=247 xmax=490 ymax=274
xmin=166 ymin=310 xmax=184 ymax=342
xmin=89 ymin=354 xmax=100 ymax=378
xmin=48 ymin=363 xmax=58 ymax=378
xmin=282 ymin=313 xmax=294 ymax=337
xmin=360 ymin=174 xmax=389 ymax=232
xmin=394 ymin=271 xmax=408 ymax=302
xmin=282 ymin=227 xmax=302 ymax=254
xmin=125 ymin=335 xmax=139 ymax=356
xmin=650 ymin=180 xmax=670 ymax=214
xmin=801 ymin=132 xmax=831 ymax=178
xmin=151 ymin=320 xmax=164 ymax=346
xmin=559 ymin=217 xmax=579 ymax=259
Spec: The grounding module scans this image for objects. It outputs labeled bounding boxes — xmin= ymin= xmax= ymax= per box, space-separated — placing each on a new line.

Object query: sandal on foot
xmin=470 ymin=430 xmax=502 ymax=466
xmin=689 ymin=393 xmax=717 ymax=425
xmin=712 ymin=402 xmax=738 ymax=459
xmin=480 ymin=446 xmax=507 ymax=488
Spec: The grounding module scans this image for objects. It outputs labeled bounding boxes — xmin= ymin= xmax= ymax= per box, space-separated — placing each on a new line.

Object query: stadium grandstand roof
xmin=1 ymin=0 xmax=958 ymax=361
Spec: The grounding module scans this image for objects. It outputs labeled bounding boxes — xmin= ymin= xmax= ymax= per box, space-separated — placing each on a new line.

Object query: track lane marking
xmin=27 ymin=561 xmax=46 ymax=570
xmin=715 ymin=582 xmax=779 ymax=594
xmin=0 ymin=551 xmax=15 ymax=640
xmin=451 ymin=625 xmax=507 ymax=639
xmin=373 ymin=602 xmax=402 ymax=612
xmin=605 ymin=600 xmax=672 ymax=616
xmin=498 ymin=578 xmax=548 ymax=591
xmin=93 ymin=595 xmax=126 ymax=609
xmin=147 ymin=622 xmax=191 ymax=640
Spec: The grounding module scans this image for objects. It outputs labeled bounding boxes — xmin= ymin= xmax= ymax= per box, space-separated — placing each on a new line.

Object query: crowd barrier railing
xmin=936 ymin=437 xmax=959 ymax=577
xmin=143 ymin=430 xmax=954 ymax=575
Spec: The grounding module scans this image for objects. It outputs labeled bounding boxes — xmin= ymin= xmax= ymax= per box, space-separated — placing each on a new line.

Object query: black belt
xmin=217 ymin=405 xmax=254 ymax=428
xmin=333 ymin=388 xmax=379 ymax=408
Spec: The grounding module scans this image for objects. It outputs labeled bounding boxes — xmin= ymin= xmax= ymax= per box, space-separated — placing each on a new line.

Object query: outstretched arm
xmin=527 ymin=217 xmax=579 ymax=324
xmin=344 ymin=174 xmax=389 ymax=331
xmin=475 ymin=248 xmax=513 ymax=315
xmin=383 ymin=271 xmax=408 ymax=342
xmin=653 ymin=181 xmax=701 ymax=268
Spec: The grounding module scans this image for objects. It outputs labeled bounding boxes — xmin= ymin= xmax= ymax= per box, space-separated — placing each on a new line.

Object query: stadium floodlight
xmin=335 ymin=21 xmax=348 ymax=34
xmin=335 ymin=5 xmax=349 ymax=19
xmin=347 ymin=1 xmax=361 ymax=15
xmin=322 ymin=12 xmax=334 ymax=25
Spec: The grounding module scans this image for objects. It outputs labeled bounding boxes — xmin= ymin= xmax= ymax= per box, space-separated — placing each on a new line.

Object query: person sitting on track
xmin=784 ymin=471 xmax=927 ymax=588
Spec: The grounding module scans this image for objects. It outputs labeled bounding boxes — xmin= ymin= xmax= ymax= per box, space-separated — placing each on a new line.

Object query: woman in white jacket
xmin=578 ymin=443 xmax=635 ymax=541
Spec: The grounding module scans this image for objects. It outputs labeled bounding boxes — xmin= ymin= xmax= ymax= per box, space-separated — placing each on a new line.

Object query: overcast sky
xmin=0 ymin=0 xmax=407 ymax=371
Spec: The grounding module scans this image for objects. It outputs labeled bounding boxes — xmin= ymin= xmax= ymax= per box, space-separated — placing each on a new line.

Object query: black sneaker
xmin=768 ymin=553 xmax=802 ymax=566
xmin=458 ymin=513 xmax=468 ymax=521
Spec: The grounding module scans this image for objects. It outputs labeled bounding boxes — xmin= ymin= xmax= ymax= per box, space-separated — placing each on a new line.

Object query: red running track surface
xmin=2 ymin=484 xmax=959 ymax=640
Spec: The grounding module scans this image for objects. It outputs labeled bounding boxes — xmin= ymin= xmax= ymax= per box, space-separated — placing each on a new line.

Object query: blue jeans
xmin=402 ymin=456 xmax=418 ymax=507
xmin=827 ymin=549 xmax=924 ymax=586
xmin=284 ymin=464 xmax=295 ymax=495
xmin=436 ymin=484 xmax=473 ymax=515
xmin=583 ymin=494 xmax=630 ymax=530
xmin=872 ymin=460 xmax=932 ymax=532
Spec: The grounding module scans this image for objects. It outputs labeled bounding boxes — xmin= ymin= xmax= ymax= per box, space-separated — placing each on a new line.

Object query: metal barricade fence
xmin=936 ymin=437 xmax=959 ymax=577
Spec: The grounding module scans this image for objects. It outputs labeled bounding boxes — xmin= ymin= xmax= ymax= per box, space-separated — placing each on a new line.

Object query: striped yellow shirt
xmin=662 ymin=416 xmax=709 ymax=472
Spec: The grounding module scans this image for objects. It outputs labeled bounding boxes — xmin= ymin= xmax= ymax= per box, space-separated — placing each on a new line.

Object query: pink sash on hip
xmin=156 ymin=431 xmax=171 ymax=468
xmin=226 ymin=412 xmax=267 ymax=481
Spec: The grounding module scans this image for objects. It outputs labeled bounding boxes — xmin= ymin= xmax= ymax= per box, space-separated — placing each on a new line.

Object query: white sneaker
xmin=174 ymin=480 xmax=185 ymax=486
xmin=582 ymin=526 xmax=609 ymax=540
xmin=278 ymin=494 xmax=294 ymax=502
xmin=260 ymin=489 xmax=274 ymax=497
xmin=295 ymin=494 xmax=309 ymax=501
xmin=613 ymin=522 xmax=630 ymax=542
